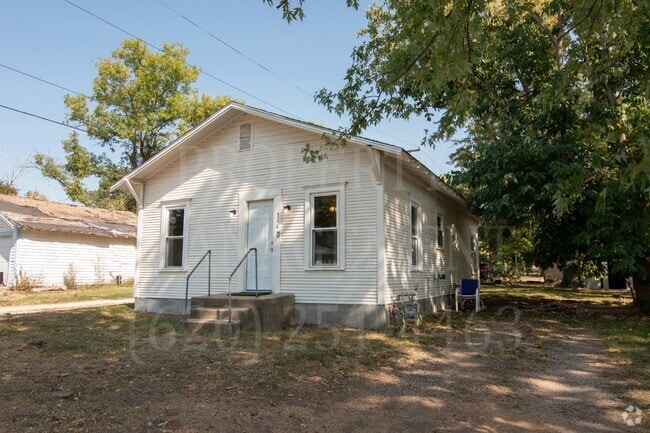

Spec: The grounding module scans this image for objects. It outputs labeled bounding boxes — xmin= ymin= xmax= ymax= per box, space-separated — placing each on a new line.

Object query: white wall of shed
xmin=13 ymin=230 xmax=136 ymax=286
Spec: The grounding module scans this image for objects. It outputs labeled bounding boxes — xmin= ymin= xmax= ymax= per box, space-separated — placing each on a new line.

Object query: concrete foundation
xmin=135 ymin=297 xmax=187 ymax=315
xmin=135 ymin=294 xmax=455 ymax=330
xmin=295 ymin=303 xmax=389 ymax=329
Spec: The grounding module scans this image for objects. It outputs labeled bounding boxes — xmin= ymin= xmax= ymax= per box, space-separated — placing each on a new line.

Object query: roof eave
xmin=0 ymin=212 xmax=17 ymax=230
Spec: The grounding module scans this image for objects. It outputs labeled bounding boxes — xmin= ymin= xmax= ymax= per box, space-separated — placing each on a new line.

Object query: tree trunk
xmin=632 ymin=258 xmax=650 ymax=315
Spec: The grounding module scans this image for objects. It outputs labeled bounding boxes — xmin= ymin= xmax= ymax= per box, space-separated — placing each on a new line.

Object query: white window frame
xmin=239 ymin=123 xmax=253 ymax=151
xmin=436 ymin=212 xmax=444 ymax=250
xmin=304 ymin=184 xmax=346 ymax=270
xmin=410 ymin=199 xmax=422 ymax=271
xmin=160 ymin=200 xmax=190 ymax=271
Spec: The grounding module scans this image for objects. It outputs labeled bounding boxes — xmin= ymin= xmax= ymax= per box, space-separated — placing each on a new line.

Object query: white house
xmin=0 ymin=195 xmax=136 ymax=287
xmin=112 ymin=102 xmax=479 ymax=327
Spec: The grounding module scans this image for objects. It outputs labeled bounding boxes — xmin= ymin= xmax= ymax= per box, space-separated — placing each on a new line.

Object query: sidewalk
xmin=0 ymin=298 xmax=134 ymax=316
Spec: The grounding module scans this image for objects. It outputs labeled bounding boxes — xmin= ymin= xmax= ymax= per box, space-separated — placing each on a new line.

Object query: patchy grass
xmin=483 ymin=283 xmax=633 ymax=306
xmin=0 ymin=284 xmax=133 ymax=307
xmin=480 ymin=283 xmax=650 ymax=403
xmin=0 ymin=287 xmax=647 ymax=431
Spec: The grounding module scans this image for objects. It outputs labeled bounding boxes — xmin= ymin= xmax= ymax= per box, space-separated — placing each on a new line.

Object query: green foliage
xmin=263 ymin=0 xmax=358 ymax=22
xmin=34 ymin=39 xmax=233 ymax=211
xmin=0 ymin=180 xmax=18 ymax=196
xmin=482 ymin=226 xmax=535 ymax=286
xmin=318 ymin=0 xmax=650 ymax=311
xmin=24 ymin=190 xmax=47 ymax=200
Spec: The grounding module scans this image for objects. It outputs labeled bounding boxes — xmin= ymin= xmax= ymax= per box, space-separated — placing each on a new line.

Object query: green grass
xmin=0 ymin=284 xmax=133 ymax=307
xmin=483 ymin=283 xmax=632 ymax=305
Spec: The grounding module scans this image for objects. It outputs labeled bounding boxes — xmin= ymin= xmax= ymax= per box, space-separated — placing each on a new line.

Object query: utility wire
xmin=156 ymin=0 xmax=313 ymax=98
xmin=155 ymin=0 xmax=424 ymax=152
xmin=0 ymin=101 xmax=135 ymax=150
xmin=0 ymin=103 xmax=88 ymax=133
xmin=62 ymin=0 xmax=301 ymax=119
xmin=0 ymin=63 xmax=90 ymax=99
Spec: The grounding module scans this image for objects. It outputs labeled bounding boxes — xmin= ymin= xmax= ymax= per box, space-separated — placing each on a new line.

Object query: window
xmin=410 ymin=200 xmax=421 ymax=269
xmin=436 ymin=214 xmax=444 ymax=248
xmin=239 ymin=123 xmax=252 ymax=151
xmin=161 ymin=202 xmax=189 ymax=269
xmin=305 ymin=185 xmax=345 ymax=269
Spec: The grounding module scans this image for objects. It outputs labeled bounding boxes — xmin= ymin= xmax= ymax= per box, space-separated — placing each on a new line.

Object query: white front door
xmin=246 ymin=200 xmax=274 ymax=291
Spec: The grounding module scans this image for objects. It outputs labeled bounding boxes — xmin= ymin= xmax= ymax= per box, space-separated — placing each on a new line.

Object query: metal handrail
xmin=184 ymin=250 xmax=211 ymax=321
xmin=227 ymin=247 xmax=258 ymax=323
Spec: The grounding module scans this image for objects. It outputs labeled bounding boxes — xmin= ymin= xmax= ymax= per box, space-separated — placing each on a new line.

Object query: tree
xmin=263 ymin=0 xmax=358 ymax=22
xmin=35 ymin=38 xmax=233 ymax=211
xmin=0 ymin=163 xmax=29 ymax=196
xmin=315 ymin=1 xmax=650 ymax=313
xmin=24 ymin=190 xmax=47 ymax=201
xmin=0 ymin=181 xmax=18 ymax=196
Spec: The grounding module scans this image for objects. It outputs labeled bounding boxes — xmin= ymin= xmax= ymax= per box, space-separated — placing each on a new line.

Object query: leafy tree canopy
xmin=35 ymin=38 xmax=234 ymax=211
xmin=263 ymin=0 xmax=358 ymax=22
xmin=0 ymin=181 xmax=18 ymax=196
xmin=315 ymin=0 xmax=650 ymax=311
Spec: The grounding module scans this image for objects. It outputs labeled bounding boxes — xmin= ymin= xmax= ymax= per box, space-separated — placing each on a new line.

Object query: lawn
xmin=480 ymin=283 xmax=649 ymax=403
xmin=0 ymin=285 xmax=647 ymax=432
xmin=0 ymin=283 xmax=133 ymax=307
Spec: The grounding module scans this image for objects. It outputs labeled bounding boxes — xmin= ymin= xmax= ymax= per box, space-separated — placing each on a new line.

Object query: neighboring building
xmin=0 ymin=194 xmax=136 ymax=287
xmin=112 ymin=102 xmax=479 ymax=327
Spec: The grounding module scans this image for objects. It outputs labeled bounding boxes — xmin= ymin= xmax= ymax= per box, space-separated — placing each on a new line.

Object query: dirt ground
xmin=0 ymin=306 xmax=645 ymax=433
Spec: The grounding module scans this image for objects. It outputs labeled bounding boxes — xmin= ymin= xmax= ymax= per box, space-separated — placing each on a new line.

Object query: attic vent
xmin=239 ymin=123 xmax=252 ymax=151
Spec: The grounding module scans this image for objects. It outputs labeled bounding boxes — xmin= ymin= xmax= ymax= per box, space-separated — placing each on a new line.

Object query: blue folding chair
xmin=455 ymin=278 xmax=484 ymax=312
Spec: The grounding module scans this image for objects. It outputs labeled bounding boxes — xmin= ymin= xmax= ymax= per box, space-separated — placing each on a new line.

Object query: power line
xmin=0 ymin=63 xmax=89 ymax=99
xmin=153 ymin=0 xmax=420 ymax=150
xmin=0 ymin=103 xmax=135 ymax=150
xmin=0 ymin=103 xmax=88 ymax=133
xmin=62 ymin=0 xmax=301 ymax=119
xmin=156 ymin=0 xmax=313 ymax=98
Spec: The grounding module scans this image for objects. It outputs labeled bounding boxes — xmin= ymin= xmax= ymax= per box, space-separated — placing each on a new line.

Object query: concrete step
xmin=190 ymin=306 xmax=253 ymax=322
xmin=182 ymin=318 xmax=253 ymax=334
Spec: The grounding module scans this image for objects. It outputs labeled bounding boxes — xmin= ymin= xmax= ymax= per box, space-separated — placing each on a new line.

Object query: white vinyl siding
xmin=0 ymin=235 xmax=10 ymax=285
xmin=436 ymin=213 xmax=444 ymax=249
xmin=383 ymin=159 xmax=477 ymax=304
xmin=10 ymin=230 xmax=135 ymax=286
xmin=137 ymin=114 xmax=378 ymax=305
xmin=469 ymin=230 xmax=478 ymax=277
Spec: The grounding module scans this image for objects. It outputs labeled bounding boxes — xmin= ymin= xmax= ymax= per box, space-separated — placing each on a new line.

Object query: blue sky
xmin=0 ymin=0 xmax=456 ymax=203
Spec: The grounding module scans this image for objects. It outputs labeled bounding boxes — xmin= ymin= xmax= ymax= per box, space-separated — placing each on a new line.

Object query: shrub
xmin=13 ymin=268 xmax=44 ymax=292
xmin=63 ymin=263 xmax=77 ymax=290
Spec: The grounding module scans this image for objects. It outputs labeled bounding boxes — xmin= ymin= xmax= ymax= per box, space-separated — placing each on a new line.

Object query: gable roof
xmin=111 ymin=102 xmax=468 ymax=207
xmin=0 ymin=194 xmax=136 ymax=239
